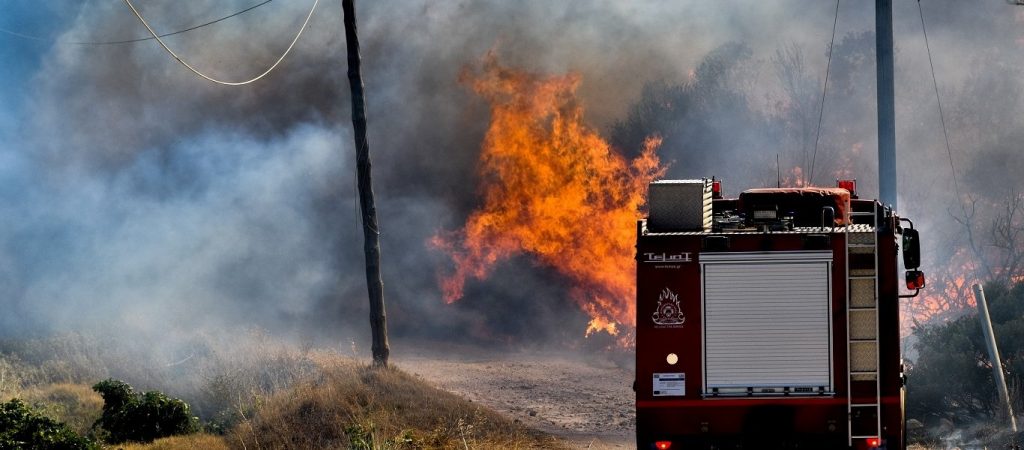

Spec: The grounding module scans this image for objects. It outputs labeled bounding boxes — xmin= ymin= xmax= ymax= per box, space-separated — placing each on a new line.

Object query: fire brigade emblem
xmin=652 ymin=287 xmax=685 ymax=326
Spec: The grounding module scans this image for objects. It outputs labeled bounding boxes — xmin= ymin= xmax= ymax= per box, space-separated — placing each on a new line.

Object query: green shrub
xmin=0 ymin=398 xmax=97 ymax=450
xmin=92 ymin=379 xmax=199 ymax=444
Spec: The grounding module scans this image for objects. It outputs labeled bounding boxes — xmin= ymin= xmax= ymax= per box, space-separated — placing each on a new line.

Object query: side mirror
xmin=902 ymin=228 xmax=921 ymax=269
xmin=905 ymin=270 xmax=926 ymax=290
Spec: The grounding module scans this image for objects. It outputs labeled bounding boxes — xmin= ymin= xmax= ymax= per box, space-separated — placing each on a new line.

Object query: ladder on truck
xmin=846 ymin=209 xmax=882 ymax=446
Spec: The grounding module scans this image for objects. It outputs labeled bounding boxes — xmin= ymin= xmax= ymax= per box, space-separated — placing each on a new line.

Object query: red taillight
xmin=866 ymin=437 xmax=881 ymax=448
xmin=711 ymin=179 xmax=723 ymax=199
xmin=837 ymin=179 xmax=857 ymax=197
xmin=654 ymin=441 xmax=672 ymax=450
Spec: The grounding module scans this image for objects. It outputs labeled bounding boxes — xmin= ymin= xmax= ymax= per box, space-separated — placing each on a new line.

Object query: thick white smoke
xmin=2 ymin=0 xmax=1022 ymax=346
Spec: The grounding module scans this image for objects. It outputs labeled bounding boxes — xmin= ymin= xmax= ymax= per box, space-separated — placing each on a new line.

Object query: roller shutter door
xmin=702 ymin=251 xmax=832 ymax=395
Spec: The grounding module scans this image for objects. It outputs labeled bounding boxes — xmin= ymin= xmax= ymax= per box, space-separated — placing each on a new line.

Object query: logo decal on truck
xmin=652 ymin=287 xmax=685 ymax=326
xmin=642 ymin=252 xmax=692 ymax=269
xmin=642 ymin=252 xmax=692 ymax=263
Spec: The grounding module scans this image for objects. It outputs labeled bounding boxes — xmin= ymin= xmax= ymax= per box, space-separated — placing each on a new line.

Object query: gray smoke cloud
xmin=3 ymin=0 xmax=1023 ymax=348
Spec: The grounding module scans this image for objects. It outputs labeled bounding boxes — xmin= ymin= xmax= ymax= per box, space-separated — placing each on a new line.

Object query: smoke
xmin=3 ymin=126 xmax=347 ymax=334
xmin=2 ymin=0 xmax=1023 ymax=351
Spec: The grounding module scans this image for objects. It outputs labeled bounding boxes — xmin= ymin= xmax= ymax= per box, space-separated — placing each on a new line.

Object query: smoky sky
xmin=2 ymin=0 xmax=1023 ymax=346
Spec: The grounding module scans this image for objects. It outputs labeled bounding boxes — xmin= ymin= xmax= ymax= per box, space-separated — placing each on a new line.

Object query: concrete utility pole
xmin=342 ymin=0 xmax=390 ymax=367
xmin=972 ymin=284 xmax=1019 ymax=434
xmin=876 ymin=0 xmax=897 ymax=210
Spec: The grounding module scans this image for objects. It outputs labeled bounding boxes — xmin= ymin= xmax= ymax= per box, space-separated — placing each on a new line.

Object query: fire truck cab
xmin=635 ymin=178 xmax=922 ymax=450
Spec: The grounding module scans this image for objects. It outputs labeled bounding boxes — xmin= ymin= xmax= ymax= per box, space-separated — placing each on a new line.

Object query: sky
xmin=1 ymin=0 xmax=1023 ymax=348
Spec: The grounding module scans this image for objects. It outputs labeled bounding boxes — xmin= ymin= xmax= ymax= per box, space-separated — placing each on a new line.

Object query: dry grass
xmin=21 ymin=382 xmax=104 ymax=435
xmin=0 ymin=331 xmax=568 ymax=449
xmin=230 ymin=361 xmax=567 ymax=449
xmin=0 ymin=330 xmax=323 ymax=421
xmin=110 ymin=433 xmax=230 ymax=450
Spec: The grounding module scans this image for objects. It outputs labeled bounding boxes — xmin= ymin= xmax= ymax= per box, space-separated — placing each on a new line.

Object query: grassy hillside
xmin=232 ymin=362 xmax=562 ymax=449
xmin=0 ymin=332 xmax=565 ymax=449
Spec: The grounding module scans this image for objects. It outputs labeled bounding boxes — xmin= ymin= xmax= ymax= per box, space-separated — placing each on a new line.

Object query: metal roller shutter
xmin=702 ymin=251 xmax=833 ymax=395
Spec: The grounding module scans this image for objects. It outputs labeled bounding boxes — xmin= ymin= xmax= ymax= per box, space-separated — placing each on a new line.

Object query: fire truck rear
xmin=635 ymin=178 xmax=924 ymax=450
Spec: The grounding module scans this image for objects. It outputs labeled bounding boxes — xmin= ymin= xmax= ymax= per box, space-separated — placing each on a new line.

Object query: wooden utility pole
xmin=342 ymin=0 xmax=389 ymax=367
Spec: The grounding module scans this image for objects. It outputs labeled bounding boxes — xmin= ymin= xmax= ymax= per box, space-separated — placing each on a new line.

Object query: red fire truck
xmin=635 ymin=178 xmax=924 ymax=450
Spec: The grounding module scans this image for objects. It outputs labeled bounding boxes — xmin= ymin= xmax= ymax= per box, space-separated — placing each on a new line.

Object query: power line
xmin=917 ymin=0 xmax=964 ymax=212
xmin=85 ymin=0 xmax=274 ymax=45
xmin=0 ymin=0 xmax=273 ymax=46
xmin=808 ymin=0 xmax=840 ymax=186
xmin=122 ymin=0 xmax=318 ymax=86
xmin=918 ymin=1 xmax=996 ymax=284
xmin=0 ymin=26 xmax=50 ymax=42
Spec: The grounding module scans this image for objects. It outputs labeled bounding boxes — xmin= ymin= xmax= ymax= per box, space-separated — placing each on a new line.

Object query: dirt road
xmin=396 ymin=346 xmax=636 ymax=449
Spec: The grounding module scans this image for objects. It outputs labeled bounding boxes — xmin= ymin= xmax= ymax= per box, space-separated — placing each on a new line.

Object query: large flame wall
xmin=432 ymin=55 xmax=664 ymax=339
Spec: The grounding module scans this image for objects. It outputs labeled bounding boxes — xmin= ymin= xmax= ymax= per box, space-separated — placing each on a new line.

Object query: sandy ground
xmin=395 ymin=345 xmax=636 ymax=449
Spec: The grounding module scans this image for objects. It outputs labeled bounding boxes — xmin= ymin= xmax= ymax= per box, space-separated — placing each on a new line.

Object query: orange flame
xmin=903 ymin=246 xmax=978 ymax=330
xmin=431 ymin=55 xmax=664 ymax=339
xmin=780 ymin=166 xmax=809 ymax=188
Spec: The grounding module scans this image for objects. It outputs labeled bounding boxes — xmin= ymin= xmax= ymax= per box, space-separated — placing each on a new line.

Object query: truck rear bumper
xmin=636 ymin=398 xmax=850 ymax=449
